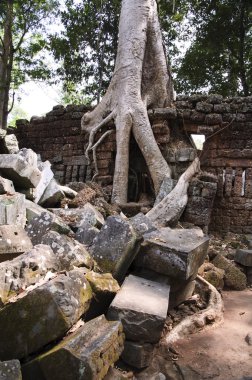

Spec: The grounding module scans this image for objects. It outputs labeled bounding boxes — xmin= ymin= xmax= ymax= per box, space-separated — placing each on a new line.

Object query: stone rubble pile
xmin=0 ymin=132 xmax=216 ymax=379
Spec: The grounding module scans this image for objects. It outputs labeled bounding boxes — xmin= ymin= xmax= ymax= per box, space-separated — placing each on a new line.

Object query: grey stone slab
xmin=25 ymin=199 xmax=51 ymax=223
xmin=2 ymin=134 xmax=19 ymax=154
xmin=122 ymin=340 xmax=153 ymax=369
xmin=135 ymin=228 xmax=209 ymax=280
xmin=0 ymin=149 xmax=41 ymax=189
xmin=0 ymin=269 xmax=92 ymax=360
xmin=0 ymin=176 xmax=15 ymax=195
xmin=41 ymin=231 xmax=93 ymax=270
xmin=107 ymin=275 xmax=170 ymax=343
xmin=34 ymin=160 xmax=54 ymax=204
xmin=22 ymin=315 xmax=124 ymax=380
xmin=130 ymin=213 xmax=156 ymax=239
xmin=39 ymin=178 xmax=64 ymax=207
xmin=0 ymin=193 xmax=26 ymax=227
xmin=247 ymin=267 xmax=252 ymax=285
xmin=0 ymin=244 xmax=58 ymax=305
xmin=75 ymin=223 xmax=100 ymax=246
xmin=91 ymin=216 xmax=138 ymax=281
xmin=50 ymin=204 xmax=104 ymax=230
xmin=26 ymin=211 xmax=71 ymax=245
xmin=235 ymin=249 xmax=252 ymax=267
xmin=0 ymin=360 xmax=22 ymax=380
xmin=0 ymin=225 xmax=33 ymax=258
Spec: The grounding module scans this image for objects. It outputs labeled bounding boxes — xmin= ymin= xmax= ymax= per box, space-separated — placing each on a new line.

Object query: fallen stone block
xmin=107 ymin=274 xmax=170 ymax=343
xmin=0 ymin=244 xmax=58 ymax=304
xmin=34 ymin=160 xmax=54 ymax=204
xmin=25 ymin=199 xmax=52 ymax=223
xmin=0 ymin=149 xmax=41 ymax=189
xmin=39 ymin=178 xmax=64 ymax=207
xmin=26 ymin=211 xmax=71 ymax=245
xmin=0 ymin=269 xmax=92 ymax=360
xmin=1 ymin=134 xmax=19 ymax=154
xmin=135 ymin=228 xmax=209 ymax=280
xmin=198 ymin=262 xmax=225 ymax=290
xmin=122 ymin=340 xmax=153 ymax=369
xmin=247 ymin=267 xmax=252 ymax=285
xmin=0 ymin=193 xmax=26 ymax=227
xmin=0 ymin=225 xmax=33 ymax=261
xmin=235 ymin=249 xmax=252 ymax=267
xmin=212 ymin=254 xmax=247 ymax=290
xmin=129 ymin=213 xmax=156 ymax=239
xmin=0 ymin=176 xmax=15 ymax=195
xmin=50 ymin=203 xmax=104 ymax=230
xmin=41 ymin=231 xmax=93 ymax=270
xmin=22 ymin=315 xmax=124 ymax=380
xmin=75 ymin=223 xmax=100 ymax=246
xmin=91 ymin=216 xmax=137 ymax=281
xmin=0 ymin=359 xmax=22 ymax=380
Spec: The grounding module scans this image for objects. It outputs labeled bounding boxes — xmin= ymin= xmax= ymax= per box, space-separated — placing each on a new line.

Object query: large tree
xmin=0 ymin=0 xmax=58 ymax=130
xmin=81 ymin=0 xmax=199 ymax=214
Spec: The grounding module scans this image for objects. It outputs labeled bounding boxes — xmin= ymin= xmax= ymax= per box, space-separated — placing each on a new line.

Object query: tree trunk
xmin=0 ymin=0 xmax=13 ymax=130
xmin=81 ymin=0 xmax=198 ymax=214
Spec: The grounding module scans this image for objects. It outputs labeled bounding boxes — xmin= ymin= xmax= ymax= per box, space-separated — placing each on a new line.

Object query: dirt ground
xmin=173 ymin=289 xmax=252 ymax=380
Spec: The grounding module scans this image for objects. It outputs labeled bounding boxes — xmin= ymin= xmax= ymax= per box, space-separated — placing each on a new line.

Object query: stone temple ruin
xmin=0 ymin=94 xmax=251 ymax=379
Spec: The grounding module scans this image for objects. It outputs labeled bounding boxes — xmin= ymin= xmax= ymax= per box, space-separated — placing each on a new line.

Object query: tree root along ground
xmin=173 ymin=289 xmax=252 ymax=380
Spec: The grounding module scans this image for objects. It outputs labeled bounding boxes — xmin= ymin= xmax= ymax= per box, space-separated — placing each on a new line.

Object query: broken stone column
xmin=91 ymin=216 xmax=138 ymax=281
xmin=0 ymin=269 xmax=92 ymax=360
xmin=0 ymin=225 xmax=33 ymax=262
xmin=22 ymin=315 xmax=124 ymax=380
xmin=0 ymin=193 xmax=26 ymax=227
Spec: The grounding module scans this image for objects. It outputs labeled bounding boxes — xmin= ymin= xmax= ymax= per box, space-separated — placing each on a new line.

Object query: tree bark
xmin=0 ymin=0 xmax=13 ymax=130
xmin=81 ymin=0 xmax=173 ymax=204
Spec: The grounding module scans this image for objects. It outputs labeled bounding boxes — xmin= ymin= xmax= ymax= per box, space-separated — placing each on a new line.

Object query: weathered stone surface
xmin=0 ymin=225 xmax=32 ymax=260
xmin=0 ymin=360 xmax=22 ymax=380
xmin=0 ymin=193 xmax=26 ymax=227
xmin=75 ymin=223 xmax=100 ymax=246
xmin=0 ymin=149 xmax=41 ymax=188
xmin=26 ymin=211 xmax=71 ymax=245
xmin=130 ymin=213 xmax=156 ymax=239
xmin=0 ymin=245 xmax=58 ymax=304
xmin=122 ymin=340 xmax=153 ymax=369
xmin=25 ymin=199 xmax=49 ymax=222
xmin=22 ymin=315 xmax=124 ymax=380
xmin=2 ymin=134 xmax=19 ymax=154
xmin=39 ymin=178 xmax=64 ymax=207
xmin=50 ymin=203 xmax=104 ymax=230
xmin=41 ymin=231 xmax=93 ymax=270
xmin=0 ymin=176 xmax=15 ymax=195
xmin=34 ymin=160 xmax=54 ymax=204
xmin=85 ymin=271 xmax=120 ymax=295
xmin=247 ymin=267 xmax=252 ymax=285
xmin=0 ymin=269 xmax=92 ymax=360
xmin=91 ymin=216 xmax=137 ymax=281
xmin=135 ymin=228 xmax=209 ymax=280
xmin=154 ymin=177 xmax=177 ymax=205
xmin=107 ymin=275 xmax=170 ymax=343
xmin=235 ymin=249 xmax=252 ymax=267
xmin=212 ymin=254 xmax=247 ymax=290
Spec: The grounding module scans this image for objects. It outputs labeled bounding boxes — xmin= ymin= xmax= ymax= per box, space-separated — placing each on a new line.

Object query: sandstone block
xmin=0 ymin=225 xmax=33 ymax=261
xmin=0 ymin=269 xmax=92 ymax=360
xmin=235 ymin=249 xmax=252 ymax=267
xmin=34 ymin=160 xmax=54 ymax=203
xmin=0 ymin=149 xmax=41 ymax=188
xmin=75 ymin=223 xmax=100 ymax=246
xmin=0 ymin=244 xmax=58 ymax=304
xmin=212 ymin=254 xmax=247 ymax=290
xmin=26 ymin=211 xmax=71 ymax=245
xmin=39 ymin=178 xmax=64 ymax=207
xmin=107 ymin=275 xmax=170 ymax=343
xmin=41 ymin=231 xmax=93 ymax=270
xmin=0 ymin=193 xmax=26 ymax=227
xmin=0 ymin=176 xmax=15 ymax=195
xmin=22 ymin=315 xmax=124 ymax=380
xmin=0 ymin=360 xmax=22 ymax=380
xmin=122 ymin=341 xmax=153 ymax=369
xmin=1 ymin=134 xmax=19 ymax=154
xmin=135 ymin=228 xmax=209 ymax=280
xmin=91 ymin=216 xmax=137 ymax=281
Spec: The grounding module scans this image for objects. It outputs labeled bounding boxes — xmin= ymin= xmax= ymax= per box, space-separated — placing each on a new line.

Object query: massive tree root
xmin=81 ymin=0 xmax=173 ymax=204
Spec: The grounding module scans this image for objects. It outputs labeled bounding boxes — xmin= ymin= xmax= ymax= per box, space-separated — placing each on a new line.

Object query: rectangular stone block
xmin=0 ymin=225 xmax=33 ymax=260
xmin=0 ymin=360 xmax=22 ymax=380
xmin=0 ymin=176 xmax=15 ymax=195
xmin=0 ymin=269 xmax=92 ymax=360
xmin=0 ymin=193 xmax=26 ymax=227
xmin=135 ymin=228 xmax=209 ymax=280
xmin=107 ymin=275 xmax=170 ymax=343
xmin=235 ymin=249 xmax=252 ymax=267
xmin=22 ymin=315 xmax=124 ymax=380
